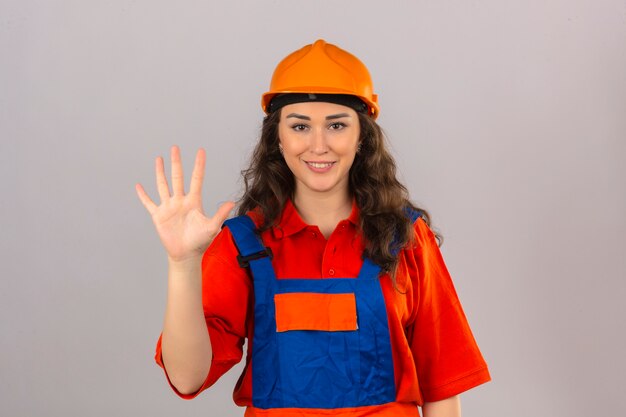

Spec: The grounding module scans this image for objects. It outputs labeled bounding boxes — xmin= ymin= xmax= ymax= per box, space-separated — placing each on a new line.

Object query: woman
xmin=136 ymin=39 xmax=490 ymax=417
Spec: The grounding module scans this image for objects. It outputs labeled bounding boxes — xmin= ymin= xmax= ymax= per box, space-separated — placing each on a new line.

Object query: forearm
xmin=422 ymin=395 xmax=461 ymax=417
xmin=161 ymin=256 xmax=212 ymax=394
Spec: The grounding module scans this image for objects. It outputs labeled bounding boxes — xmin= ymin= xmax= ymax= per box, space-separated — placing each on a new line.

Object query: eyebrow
xmin=285 ymin=113 xmax=352 ymax=121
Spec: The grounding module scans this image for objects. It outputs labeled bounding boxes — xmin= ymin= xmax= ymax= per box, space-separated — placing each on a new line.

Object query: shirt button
xmin=311 ymin=231 xmax=317 ymax=238
xmin=328 ymin=269 xmax=335 ymax=276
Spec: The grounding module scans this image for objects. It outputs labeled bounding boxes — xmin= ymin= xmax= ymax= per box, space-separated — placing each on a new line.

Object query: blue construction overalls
xmin=224 ymin=213 xmax=416 ymax=410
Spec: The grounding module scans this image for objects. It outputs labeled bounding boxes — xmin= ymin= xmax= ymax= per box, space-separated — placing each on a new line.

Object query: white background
xmin=1 ymin=1 xmax=625 ymax=416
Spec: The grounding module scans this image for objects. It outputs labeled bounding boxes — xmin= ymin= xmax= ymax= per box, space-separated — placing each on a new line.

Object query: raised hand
xmin=135 ymin=145 xmax=234 ymax=263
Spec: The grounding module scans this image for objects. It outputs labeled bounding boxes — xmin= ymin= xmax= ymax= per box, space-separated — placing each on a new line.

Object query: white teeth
xmin=308 ymin=162 xmax=333 ymax=168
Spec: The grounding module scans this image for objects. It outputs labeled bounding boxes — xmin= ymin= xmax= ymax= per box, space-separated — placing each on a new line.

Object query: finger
xmin=135 ymin=183 xmax=158 ymax=215
xmin=189 ymin=148 xmax=206 ymax=196
xmin=210 ymin=201 xmax=236 ymax=228
xmin=170 ymin=145 xmax=185 ymax=196
xmin=155 ymin=156 xmax=171 ymax=202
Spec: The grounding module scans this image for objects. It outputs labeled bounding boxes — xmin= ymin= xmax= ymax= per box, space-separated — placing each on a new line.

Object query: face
xmin=278 ymin=101 xmax=360 ymax=200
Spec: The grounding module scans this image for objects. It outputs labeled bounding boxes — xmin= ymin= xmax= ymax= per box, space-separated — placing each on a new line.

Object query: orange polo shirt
xmin=155 ymin=200 xmax=490 ymax=415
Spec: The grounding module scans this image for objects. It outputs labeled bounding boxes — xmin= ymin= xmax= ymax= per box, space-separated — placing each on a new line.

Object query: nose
xmin=310 ymin=128 xmax=329 ymax=155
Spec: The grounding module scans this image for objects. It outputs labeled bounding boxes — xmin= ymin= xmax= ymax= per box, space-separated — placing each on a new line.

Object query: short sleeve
xmin=407 ymin=218 xmax=491 ymax=402
xmin=154 ymin=226 xmax=252 ymax=399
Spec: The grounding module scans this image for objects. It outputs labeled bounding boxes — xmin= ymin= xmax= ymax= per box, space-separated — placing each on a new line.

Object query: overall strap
xmin=223 ymin=216 xmax=279 ymax=407
xmin=222 ymin=214 xmax=277 ymax=309
xmin=404 ymin=206 xmax=422 ymax=224
xmin=388 ymin=207 xmax=423 ymax=257
xmin=223 ymin=215 xmax=273 ymax=268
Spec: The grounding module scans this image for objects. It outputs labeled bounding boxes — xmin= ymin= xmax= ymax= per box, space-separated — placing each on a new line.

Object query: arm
xmin=422 ymin=395 xmax=461 ymax=417
xmin=136 ymin=146 xmax=234 ymax=394
xmin=408 ymin=219 xmax=491 ymax=412
xmin=161 ymin=256 xmax=211 ymax=394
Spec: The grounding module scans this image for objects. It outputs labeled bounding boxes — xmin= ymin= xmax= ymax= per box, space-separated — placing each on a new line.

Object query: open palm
xmin=136 ymin=146 xmax=234 ymax=262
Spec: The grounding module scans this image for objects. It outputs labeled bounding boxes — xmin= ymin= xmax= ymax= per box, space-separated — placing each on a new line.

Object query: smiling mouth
xmin=305 ymin=161 xmax=335 ymax=169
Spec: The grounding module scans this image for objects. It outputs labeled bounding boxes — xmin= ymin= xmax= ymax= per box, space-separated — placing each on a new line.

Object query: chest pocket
xmin=275 ymin=292 xmax=357 ymax=332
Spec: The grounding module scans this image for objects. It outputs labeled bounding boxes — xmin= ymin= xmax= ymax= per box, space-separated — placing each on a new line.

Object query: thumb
xmin=212 ymin=201 xmax=236 ymax=227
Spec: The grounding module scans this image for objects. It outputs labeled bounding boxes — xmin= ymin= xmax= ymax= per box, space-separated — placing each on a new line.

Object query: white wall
xmin=1 ymin=1 xmax=624 ymax=416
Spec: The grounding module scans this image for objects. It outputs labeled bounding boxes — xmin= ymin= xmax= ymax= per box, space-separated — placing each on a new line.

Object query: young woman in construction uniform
xmin=136 ymin=39 xmax=490 ymax=417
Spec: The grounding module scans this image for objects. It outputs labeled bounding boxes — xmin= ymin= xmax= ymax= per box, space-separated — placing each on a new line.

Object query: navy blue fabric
xmin=223 ymin=216 xmax=266 ymax=259
xmin=404 ymin=207 xmax=421 ymax=224
xmin=388 ymin=208 xmax=422 ymax=256
xmin=224 ymin=215 xmax=397 ymax=410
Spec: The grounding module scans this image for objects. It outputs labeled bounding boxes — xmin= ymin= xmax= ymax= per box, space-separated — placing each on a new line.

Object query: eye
xmin=290 ymin=124 xmax=308 ymax=132
xmin=328 ymin=122 xmax=347 ymax=130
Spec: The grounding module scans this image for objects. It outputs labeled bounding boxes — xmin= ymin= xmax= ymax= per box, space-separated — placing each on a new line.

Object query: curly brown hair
xmin=237 ymin=110 xmax=438 ymax=276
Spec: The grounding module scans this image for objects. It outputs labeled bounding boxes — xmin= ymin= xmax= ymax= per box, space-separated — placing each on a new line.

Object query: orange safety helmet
xmin=261 ymin=39 xmax=380 ymax=119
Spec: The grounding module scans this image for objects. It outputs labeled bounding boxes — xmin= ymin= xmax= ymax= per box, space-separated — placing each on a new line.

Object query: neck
xmin=293 ymin=188 xmax=352 ymax=238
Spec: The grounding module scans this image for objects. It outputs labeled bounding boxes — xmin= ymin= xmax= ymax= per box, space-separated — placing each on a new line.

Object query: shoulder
xmin=245 ymin=207 xmax=266 ymax=228
xmin=397 ymin=216 xmax=446 ymax=287
xmin=413 ymin=217 xmax=439 ymax=249
xmin=211 ymin=209 xmax=266 ymax=261
xmin=202 ymin=225 xmax=240 ymax=268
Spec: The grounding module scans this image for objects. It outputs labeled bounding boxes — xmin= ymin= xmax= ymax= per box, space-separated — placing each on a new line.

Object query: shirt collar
xmin=272 ymin=199 xmax=360 ymax=239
